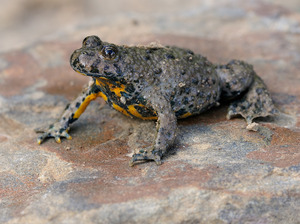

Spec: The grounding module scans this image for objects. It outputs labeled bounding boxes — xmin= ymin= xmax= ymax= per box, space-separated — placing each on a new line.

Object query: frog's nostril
xmin=82 ymin=35 xmax=102 ymax=48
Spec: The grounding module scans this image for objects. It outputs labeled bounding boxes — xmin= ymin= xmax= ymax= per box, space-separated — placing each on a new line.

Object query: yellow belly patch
xmin=96 ymin=78 xmax=125 ymax=97
xmin=95 ymin=78 xmax=158 ymax=120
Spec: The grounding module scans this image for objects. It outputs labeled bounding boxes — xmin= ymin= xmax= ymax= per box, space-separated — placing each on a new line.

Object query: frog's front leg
xmin=130 ymin=97 xmax=177 ymax=166
xmin=37 ymin=81 xmax=102 ymax=144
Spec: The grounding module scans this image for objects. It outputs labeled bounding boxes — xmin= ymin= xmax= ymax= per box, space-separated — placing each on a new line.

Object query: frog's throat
xmin=76 ymin=70 xmax=120 ymax=81
xmin=75 ymin=70 xmax=101 ymax=78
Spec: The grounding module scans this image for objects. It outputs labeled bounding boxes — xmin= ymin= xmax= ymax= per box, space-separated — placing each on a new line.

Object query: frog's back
xmin=117 ymin=45 xmax=221 ymax=118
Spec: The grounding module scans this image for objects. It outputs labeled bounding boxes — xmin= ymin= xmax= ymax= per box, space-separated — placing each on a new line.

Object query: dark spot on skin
xmin=78 ymin=64 xmax=86 ymax=72
xmin=192 ymin=78 xmax=199 ymax=85
xmin=90 ymin=67 xmax=99 ymax=73
xmin=206 ymin=92 xmax=211 ymax=101
xmin=113 ymin=63 xmax=122 ymax=76
xmin=75 ymin=102 xmax=81 ymax=108
xmin=59 ymin=128 xmax=65 ymax=134
xmin=175 ymin=108 xmax=187 ymax=117
xmin=154 ymin=68 xmax=162 ymax=74
xmin=68 ymin=113 xmax=78 ymax=124
xmin=197 ymin=91 xmax=204 ymax=97
xmin=271 ymin=108 xmax=278 ymax=114
xmin=183 ymin=97 xmax=189 ymax=105
xmin=198 ymin=98 xmax=205 ymax=105
xmin=229 ymin=91 xmax=241 ymax=97
xmin=144 ymin=55 xmax=151 ymax=60
xmin=103 ymin=72 xmax=119 ymax=82
xmin=88 ymin=52 xmax=95 ymax=56
xmin=64 ymin=103 xmax=70 ymax=110
xmin=146 ymin=48 xmax=159 ymax=54
xmin=256 ymin=88 xmax=263 ymax=95
xmin=134 ymin=105 xmax=156 ymax=118
xmin=137 ymin=96 xmax=147 ymax=105
xmin=240 ymin=105 xmax=246 ymax=110
xmin=185 ymin=87 xmax=191 ymax=94
xmin=68 ymin=117 xmax=78 ymax=124
xmin=119 ymin=78 xmax=127 ymax=85
xmin=186 ymin=50 xmax=194 ymax=55
xmin=72 ymin=58 xmax=79 ymax=68
xmin=125 ymin=84 xmax=135 ymax=93
xmin=165 ymin=54 xmax=175 ymax=59
xmin=171 ymin=100 xmax=175 ymax=107
xmin=91 ymin=84 xmax=101 ymax=94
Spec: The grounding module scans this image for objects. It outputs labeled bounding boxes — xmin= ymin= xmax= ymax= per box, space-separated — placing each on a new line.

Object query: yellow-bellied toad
xmin=37 ymin=36 xmax=276 ymax=166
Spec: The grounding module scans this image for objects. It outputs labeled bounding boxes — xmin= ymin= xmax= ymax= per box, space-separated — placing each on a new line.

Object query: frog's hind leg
xmin=227 ymin=74 xmax=277 ymax=124
xmin=217 ymin=60 xmax=277 ymax=125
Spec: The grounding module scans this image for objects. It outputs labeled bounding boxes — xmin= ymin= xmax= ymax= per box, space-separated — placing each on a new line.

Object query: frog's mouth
xmin=74 ymin=67 xmax=118 ymax=82
xmin=70 ymin=48 xmax=102 ymax=76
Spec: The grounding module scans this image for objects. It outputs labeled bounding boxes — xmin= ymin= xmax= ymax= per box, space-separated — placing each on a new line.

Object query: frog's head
xmin=70 ymin=36 xmax=122 ymax=80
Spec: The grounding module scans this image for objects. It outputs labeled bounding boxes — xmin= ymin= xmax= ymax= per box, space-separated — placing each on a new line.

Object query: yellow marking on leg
xmin=127 ymin=104 xmax=157 ymax=120
xmin=112 ymin=103 xmax=131 ymax=117
xmin=73 ymin=92 xmax=101 ymax=119
xmin=98 ymin=91 xmax=108 ymax=102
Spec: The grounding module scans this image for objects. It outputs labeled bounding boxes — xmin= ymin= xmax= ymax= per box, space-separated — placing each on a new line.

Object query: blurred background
xmin=1 ymin=0 xmax=300 ymax=53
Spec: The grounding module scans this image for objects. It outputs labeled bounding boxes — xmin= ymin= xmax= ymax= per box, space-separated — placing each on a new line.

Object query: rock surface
xmin=1 ymin=0 xmax=300 ymax=223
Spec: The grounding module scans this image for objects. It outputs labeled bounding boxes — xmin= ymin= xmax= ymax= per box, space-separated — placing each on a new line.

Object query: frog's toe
xmin=55 ymin=136 xmax=61 ymax=144
xmin=37 ymin=133 xmax=50 ymax=144
xmin=129 ymin=150 xmax=162 ymax=166
xmin=60 ymin=131 xmax=72 ymax=140
xmin=36 ymin=124 xmax=72 ymax=144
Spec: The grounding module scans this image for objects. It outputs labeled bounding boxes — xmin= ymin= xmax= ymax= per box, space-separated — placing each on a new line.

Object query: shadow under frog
xmin=37 ymin=36 xmax=276 ymax=166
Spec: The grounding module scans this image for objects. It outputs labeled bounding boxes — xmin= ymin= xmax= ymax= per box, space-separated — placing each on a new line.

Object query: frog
xmin=37 ymin=35 xmax=276 ymax=166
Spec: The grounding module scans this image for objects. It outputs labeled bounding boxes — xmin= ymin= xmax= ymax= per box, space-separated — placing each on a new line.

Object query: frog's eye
xmin=101 ymin=45 xmax=118 ymax=60
xmin=82 ymin=36 xmax=102 ymax=48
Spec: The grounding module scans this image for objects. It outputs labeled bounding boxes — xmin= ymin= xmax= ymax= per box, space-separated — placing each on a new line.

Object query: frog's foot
xmin=227 ymin=74 xmax=278 ymax=124
xmin=36 ymin=122 xmax=72 ymax=144
xmin=129 ymin=150 xmax=163 ymax=166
